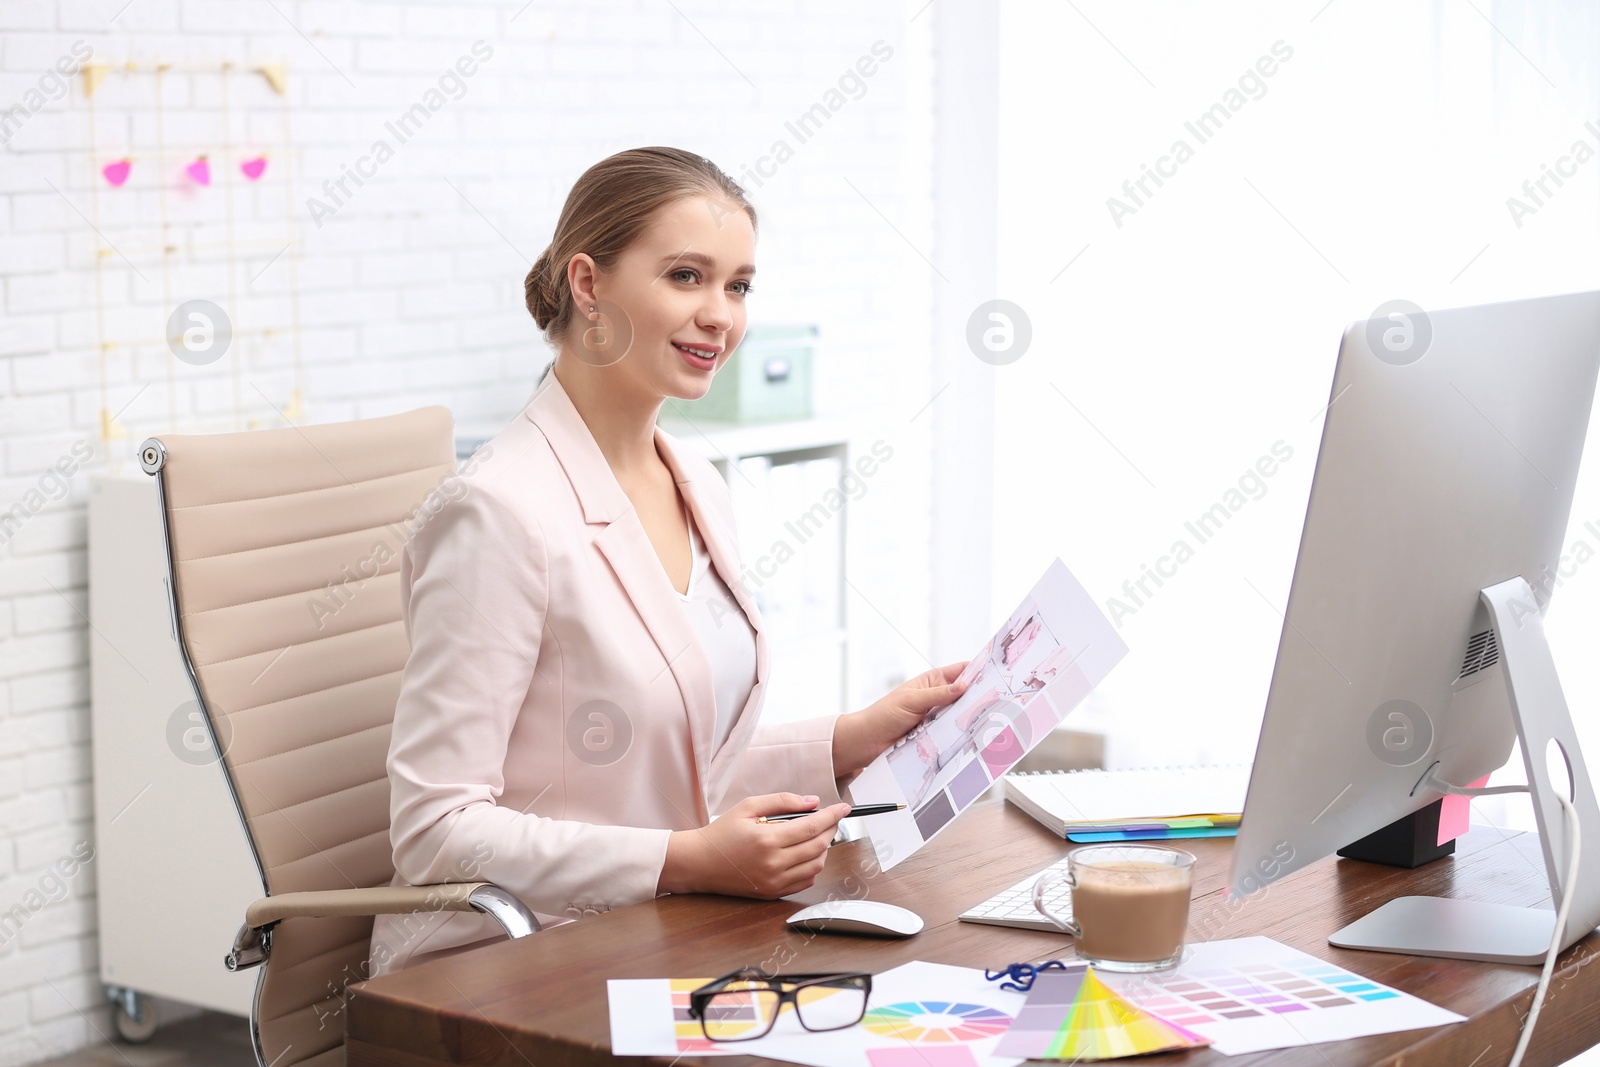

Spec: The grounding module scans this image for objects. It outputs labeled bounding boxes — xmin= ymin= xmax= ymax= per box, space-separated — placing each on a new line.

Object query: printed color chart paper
xmin=607 ymin=960 xmax=1028 ymax=1066
xmin=1097 ymin=936 xmax=1466 ymax=1055
xmin=850 ymin=558 xmax=1127 ymax=871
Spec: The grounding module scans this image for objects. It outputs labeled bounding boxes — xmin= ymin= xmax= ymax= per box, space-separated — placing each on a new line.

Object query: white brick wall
xmin=0 ymin=0 xmax=936 ymax=1060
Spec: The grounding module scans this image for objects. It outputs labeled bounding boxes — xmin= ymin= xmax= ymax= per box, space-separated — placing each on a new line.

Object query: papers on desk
xmin=1094 ymin=937 xmax=1466 ymax=1056
xmin=605 ymin=940 xmax=1465 ymax=1062
xmin=607 ymin=959 xmax=1028 ymax=1066
xmin=849 ymin=559 xmax=1128 ymax=871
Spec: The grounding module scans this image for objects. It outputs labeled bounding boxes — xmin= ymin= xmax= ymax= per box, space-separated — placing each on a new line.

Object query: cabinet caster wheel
xmin=113 ymin=995 xmax=159 ymax=1043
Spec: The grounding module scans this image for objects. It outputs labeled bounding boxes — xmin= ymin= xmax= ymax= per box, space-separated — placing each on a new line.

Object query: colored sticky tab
xmin=1437 ymin=775 xmax=1488 ymax=846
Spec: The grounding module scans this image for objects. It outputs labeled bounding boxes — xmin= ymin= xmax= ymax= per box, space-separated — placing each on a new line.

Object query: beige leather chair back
xmin=142 ymin=407 xmax=456 ymax=1067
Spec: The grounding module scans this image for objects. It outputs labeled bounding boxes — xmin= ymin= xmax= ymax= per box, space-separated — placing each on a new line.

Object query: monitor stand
xmin=1336 ymin=801 xmax=1455 ymax=868
xmin=1328 ymin=577 xmax=1600 ymax=965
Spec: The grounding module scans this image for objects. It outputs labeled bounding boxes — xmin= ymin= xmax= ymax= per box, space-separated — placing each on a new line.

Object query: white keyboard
xmin=958 ymin=856 xmax=1075 ymax=931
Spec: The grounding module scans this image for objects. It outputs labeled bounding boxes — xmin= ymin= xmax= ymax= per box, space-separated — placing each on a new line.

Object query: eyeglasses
xmin=687 ymin=967 xmax=872 ymax=1042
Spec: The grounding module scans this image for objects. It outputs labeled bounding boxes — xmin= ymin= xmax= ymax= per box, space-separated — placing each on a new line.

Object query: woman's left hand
xmin=832 ymin=661 xmax=970 ymax=777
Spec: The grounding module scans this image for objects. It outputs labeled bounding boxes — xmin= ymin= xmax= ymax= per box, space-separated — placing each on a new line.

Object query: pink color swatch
xmin=980 ymin=725 xmax=1023 ymax=777
xmin=867 ymin=1045 xmax=980 ymax=1067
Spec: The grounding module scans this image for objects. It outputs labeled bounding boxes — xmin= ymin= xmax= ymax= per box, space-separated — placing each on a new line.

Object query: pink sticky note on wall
xmin=1438 ymin=775 xmax=1490 ymax=845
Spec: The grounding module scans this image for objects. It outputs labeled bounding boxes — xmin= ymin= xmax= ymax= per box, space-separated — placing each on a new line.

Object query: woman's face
xmin=576 ymin=193 xmax=756 ymax=402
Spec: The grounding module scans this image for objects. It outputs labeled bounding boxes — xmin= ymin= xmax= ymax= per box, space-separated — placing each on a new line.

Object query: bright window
xmin=993 ymin=0 xmax=1600 ymax=793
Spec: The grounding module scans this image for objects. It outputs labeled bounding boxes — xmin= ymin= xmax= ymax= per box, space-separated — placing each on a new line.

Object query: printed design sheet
xmin=850 ymin=558 xmax=1127 ymax=870
xmin=607 ymin=959 xmax=1028 ymax=1066
xmin=1097 ymin=936 xmax=1466 ymax=1055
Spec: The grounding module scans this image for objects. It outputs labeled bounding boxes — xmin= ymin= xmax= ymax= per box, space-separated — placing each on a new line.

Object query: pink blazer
xmin=367 ymin=372 xmax=851 ymax=976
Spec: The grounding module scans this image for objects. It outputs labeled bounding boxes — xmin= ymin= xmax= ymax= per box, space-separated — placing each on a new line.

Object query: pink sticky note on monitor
xmin=1438 ymin=775 xmax=1489 ymax=845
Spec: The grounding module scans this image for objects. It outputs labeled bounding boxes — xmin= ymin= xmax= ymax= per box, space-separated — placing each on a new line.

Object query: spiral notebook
xmin=1004 ymin=764 xmax=1251 ymax=842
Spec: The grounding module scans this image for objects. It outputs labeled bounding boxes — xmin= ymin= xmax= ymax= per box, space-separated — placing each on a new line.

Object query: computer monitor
xmin=1229 ymin=289 xmax=1600 ymax=964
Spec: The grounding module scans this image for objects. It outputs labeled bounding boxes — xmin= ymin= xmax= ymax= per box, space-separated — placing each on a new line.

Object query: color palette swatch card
xmin=849 ymin=558 xmax=1128 ymax=871
xmin=608 ymin=959 xmax=1028 ymax=1066
xmin=995 ymin=964 xmax=1211 ymax=1060
xmin=1095 ymin=936 xmax=1466 ymax=1055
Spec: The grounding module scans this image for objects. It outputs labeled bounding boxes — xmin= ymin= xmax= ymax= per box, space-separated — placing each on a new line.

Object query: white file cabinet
xmin=87 ymin=472 xmax=260 ymax=1038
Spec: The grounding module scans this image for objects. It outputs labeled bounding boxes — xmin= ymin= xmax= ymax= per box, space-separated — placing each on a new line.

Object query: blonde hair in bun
xmin=525 ymin=147 xmax=757 ymax=350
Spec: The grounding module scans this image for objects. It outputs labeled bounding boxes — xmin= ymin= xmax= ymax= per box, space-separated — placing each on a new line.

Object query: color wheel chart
xmin=860 ymin=1001 xmax=1011 ymax=1042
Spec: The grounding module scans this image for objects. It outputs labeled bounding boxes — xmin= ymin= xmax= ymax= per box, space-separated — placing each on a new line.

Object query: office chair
xmin=139 ymin=406 xmax=539 ymax=1067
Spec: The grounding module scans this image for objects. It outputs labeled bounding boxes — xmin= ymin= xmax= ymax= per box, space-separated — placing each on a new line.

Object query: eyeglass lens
xmin=794 ymin=981 xmax=869 ymax=1030
xmin=700 ymin=978 xmax=867 ymax=1041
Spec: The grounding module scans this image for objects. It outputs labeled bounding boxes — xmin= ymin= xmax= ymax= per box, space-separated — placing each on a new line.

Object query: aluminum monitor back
xmin=1230 ymin=290 xmax=1600 ymax=900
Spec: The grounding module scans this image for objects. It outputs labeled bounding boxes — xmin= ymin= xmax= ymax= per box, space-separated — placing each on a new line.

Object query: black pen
xmin=756 ymin=803 xmax=906 ymax=823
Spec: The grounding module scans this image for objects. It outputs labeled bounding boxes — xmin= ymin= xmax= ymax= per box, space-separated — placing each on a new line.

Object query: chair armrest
xmin=246 ymin=883 xmax=488 ymax=926
xmin=226 ymin=882 xmax=540 ymax=971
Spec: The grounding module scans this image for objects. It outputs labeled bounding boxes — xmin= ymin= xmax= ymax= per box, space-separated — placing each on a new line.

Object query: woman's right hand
xmin=657 ymin=792 xmax=851 ymax=898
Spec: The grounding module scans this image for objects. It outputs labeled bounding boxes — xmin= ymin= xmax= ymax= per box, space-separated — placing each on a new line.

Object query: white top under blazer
xmin=673 ymin=512 xmax=758 ymax=755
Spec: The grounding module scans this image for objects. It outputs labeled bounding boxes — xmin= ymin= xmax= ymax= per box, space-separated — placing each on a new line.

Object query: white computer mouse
xmin=785 ymin=899 xmax=924 ymax=938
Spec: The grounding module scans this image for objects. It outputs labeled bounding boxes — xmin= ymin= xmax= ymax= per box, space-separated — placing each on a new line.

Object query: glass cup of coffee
xmin=1032 ymin=844 xmax=1196 ymax=972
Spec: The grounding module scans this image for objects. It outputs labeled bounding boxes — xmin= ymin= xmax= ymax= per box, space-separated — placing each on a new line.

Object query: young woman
xmin=368 ymin=147 xmax=967 ymax=975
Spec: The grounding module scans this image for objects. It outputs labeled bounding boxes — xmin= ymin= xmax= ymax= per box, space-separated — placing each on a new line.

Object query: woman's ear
xmin=567 ymin=253 xmax=599 ymax=316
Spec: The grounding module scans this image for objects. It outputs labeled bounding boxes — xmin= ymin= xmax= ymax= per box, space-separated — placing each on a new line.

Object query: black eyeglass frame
xmin=686 ymin=967 xmax=873 ymax=1042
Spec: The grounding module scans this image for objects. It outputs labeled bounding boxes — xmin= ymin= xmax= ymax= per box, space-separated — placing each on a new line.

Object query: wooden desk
xmin=347 ymin=797 xmax=1600 ymax=1066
